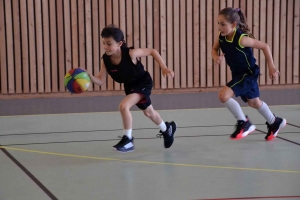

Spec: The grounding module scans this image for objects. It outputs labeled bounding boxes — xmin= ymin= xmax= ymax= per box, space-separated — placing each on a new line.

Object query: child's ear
xmin=232 ymin=22 xmax=237 ymax=28
xmin=118 ymin=41 xmax=123 ymax=47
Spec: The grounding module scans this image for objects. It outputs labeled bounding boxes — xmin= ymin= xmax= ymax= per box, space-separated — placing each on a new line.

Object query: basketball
xmin=64 ymin=68 xmax=91 ymax=94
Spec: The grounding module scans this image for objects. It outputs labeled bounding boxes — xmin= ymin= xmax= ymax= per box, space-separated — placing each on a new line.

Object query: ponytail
xmin=236 ymin=9 xmax=255 ymax=39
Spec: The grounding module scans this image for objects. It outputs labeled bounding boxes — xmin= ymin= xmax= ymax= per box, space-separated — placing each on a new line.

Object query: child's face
xmin=102 ymin=37 xmax=122 ymax=56
xmin=217 ymin=15 xmax=236 ymax=36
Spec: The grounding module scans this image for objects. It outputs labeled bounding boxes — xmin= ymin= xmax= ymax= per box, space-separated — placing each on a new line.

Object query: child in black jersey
xmin=211 ymin=7 xmax=286 ymax=140
xmin=87 ymin=25 xmax=177 ymax=152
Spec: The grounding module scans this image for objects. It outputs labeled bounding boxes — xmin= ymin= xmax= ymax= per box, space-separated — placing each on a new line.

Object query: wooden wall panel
xmin=153 ymin=0 xmax=160 ymax=89
xmin=266 ymin=0 xmax=273 ymax=85
xmin=180 ymin=0 xmax=186 ymax=88
xmin=5 ymin=0 xmax=14 ymax=93
xmin=99 ymin=0 xmax=107 ymax=90
xmin=279 ymin=0 xmax=287 ymax=85
xmin=92 ymin=0 xmax=100 ymax=91
xmin=20 ymin=0 xmax=29 ymax=93
xmin=294 ymin=0 xmax=300 ymax=84
xmin=27 ymin=0 xmax=37 ymax=93
xmin=42 ymin=0 xmax=51 ymax=93
xmin=286 ymin=0 xmax=293 ymax=84
xmin=193 ymin=0 xmax=200 ymax=88
xmin=85 ymin=0 xmax=93 ymax=91
xmin=64 ymin=0 xmax=72 ymax=89
xmin=160 ymin=0 xmax=167 ymax=89
xmin=146 ymin=0 xmax=153 ymax=80
xmin=57 ymin=0 xmax=65 ymax=92
xmin=0 ymin=0 xmax=299 ymax=97
xmin=173 ymin=0 xmax=180 ymax=88
xmin=186 ymin=0 xmax=193 ymax=88
xmin=49 ymin=0 xmax=58 ymax=92
xmin=0 ymin=0 xmax=7 ymax=94
xmin=259 ymin=0 xmax=266 ymax=85
xmin=12 ymin=0 xmax=22 ymax=93
xmin=273 ymin=0 xmax=280 ymax=85
xmin=219 ymin=0 xmax=226 ymax=87
xmin=200 ymin=0 xmax=206 ymax=88
xmin=35 ymin=0 xmax=44 ymax=93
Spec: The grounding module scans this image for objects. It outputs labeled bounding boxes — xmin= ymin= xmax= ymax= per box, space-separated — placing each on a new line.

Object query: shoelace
xmin=235 ymin=120 xmax=245 ymax=128
xmin=156 ymin=130 xmax=167 ymax=139
xmin=156 ymin=133 xmax=164 ymax=139
xmin=265 ymin=122 xmax=273 ymax=135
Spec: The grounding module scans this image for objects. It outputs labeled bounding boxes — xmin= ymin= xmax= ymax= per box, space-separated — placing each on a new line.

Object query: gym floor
xmin=0 ymin=102 xmax=299 ymax=200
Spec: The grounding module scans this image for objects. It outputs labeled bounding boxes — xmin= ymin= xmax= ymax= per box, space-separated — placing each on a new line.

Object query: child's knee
xmin=218 ymin=91 xmax=230 ymax=103
xmin=119 ymin=102 xmax=130 ymax=112
xmin=143 ymin=109 xmax=154 ymax=118
xmin=247 ymin=99 xmax=262 ymax=108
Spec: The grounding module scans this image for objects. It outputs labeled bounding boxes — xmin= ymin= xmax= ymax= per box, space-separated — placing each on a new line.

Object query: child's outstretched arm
xmin=212 ymin=36 xmax=225 ymax=65
xmin=240 ymin=36 xmax=279 ymax=80
xmin=87 ymin=59 xmax=107 ymax=86
xmin=129 ymin=48 xmax=174 ymax=78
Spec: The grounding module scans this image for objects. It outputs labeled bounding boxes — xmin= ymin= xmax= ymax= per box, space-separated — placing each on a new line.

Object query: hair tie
xmin=236 ymin=8 xmax=240 ymax=12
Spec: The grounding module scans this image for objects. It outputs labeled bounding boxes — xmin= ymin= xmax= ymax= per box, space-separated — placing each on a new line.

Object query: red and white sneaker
xmin=265 ymin=115 xmax=287 ymax=141
xmin=230 ymin=117 xmax=256 ymax=140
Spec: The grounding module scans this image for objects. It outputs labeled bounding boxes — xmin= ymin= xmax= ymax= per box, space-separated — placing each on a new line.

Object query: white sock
xmin=124 ymin=129 xmax=132 ymax=139
xmin=158 ymin=121 xmax=167 ymax=132
xmin=224 ymin=98 xmax=247 ymax=121
xmin=257 ymin=102 xmax=275 ymax=124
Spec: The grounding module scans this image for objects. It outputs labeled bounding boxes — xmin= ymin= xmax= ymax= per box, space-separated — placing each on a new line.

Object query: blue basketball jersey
xmin=219 ymin=29 xmax=256 ymax=75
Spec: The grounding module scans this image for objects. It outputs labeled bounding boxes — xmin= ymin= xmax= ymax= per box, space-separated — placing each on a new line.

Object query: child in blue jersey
xmin=87 ymin=25 xmax=177 ymax=152
xmin=212 ymin=7 xmax=286 ymax=140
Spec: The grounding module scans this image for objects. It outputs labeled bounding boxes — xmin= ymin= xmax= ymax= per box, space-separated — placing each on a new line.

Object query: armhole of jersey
xmin=238 ymin=34 xmax=248 ymax=48
xmin=128 ymin=48 xmax=139 ymax=66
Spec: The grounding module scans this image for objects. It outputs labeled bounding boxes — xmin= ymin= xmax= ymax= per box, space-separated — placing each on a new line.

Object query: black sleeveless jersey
xmin=102 ymin=47 xmax=146 ymax=84
xmin=219 ymin=29 xmax=256 ymax=75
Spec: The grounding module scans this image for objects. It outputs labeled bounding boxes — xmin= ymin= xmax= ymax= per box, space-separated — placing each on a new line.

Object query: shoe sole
xmin=231 ymin=125 xmax=256 ymax=140
xmin=112 ymin=147 xmax=135 ymax=153
xmin=266 ymin=119 xmax=287 ymax=141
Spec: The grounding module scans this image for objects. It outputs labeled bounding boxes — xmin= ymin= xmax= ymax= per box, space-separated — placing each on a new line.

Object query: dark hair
xmin=101 ymin=24 xmax=127 ymax=47
xmin=219 ymin=7 xmax=254 ymax=39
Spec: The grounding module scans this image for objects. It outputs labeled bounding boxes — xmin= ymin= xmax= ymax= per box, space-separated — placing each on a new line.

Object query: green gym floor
xmin=0 ymin=103 xmax=299 ymax=200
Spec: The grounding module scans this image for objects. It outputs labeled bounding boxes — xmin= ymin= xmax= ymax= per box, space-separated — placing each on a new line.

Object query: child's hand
xmin=214 ymin=53 xmax=225 ymax=65
xmin=162 ymin=68 xmax=174 ymax=78
xmin=269 ymin=66 xmax=280 ymax=80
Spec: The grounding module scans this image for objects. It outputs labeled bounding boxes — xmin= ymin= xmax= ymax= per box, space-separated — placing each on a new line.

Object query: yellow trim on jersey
xmin=230 ymin=73 xmax=248 ymax=87
xmin=225 ymin=29 xmax=236 ymax=43
xmin=235 ymin=47 xmax=253 ymax=74
xmin=238 ymin=34 xmax=249 ymax=48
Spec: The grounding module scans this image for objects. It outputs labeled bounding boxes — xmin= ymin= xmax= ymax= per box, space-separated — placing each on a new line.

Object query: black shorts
xmin=124 ymin=71 xmax=153 ymax=110
xmin=227 ymin=65 xmax=260 ymax=103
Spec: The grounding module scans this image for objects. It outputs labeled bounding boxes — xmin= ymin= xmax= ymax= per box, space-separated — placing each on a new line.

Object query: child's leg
xmin=143 ymin=105 xmax=166 ymax=131
xmin=119 ymin=93 xmax=144 ymax=138
xmin=247 ymin=98 xmax=275 ymax=124
xmin=248 ymin=98 xmax=286 ymax=140
xmin=112 ymin=93 xmax=143 ymax=153
xmin=219 ymin=86 xmax=246 ymax=121
xmin=219 ymin=86 xmax=255 ymax=139
xmin=143 ymin=105 xmax=177 ymax=148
